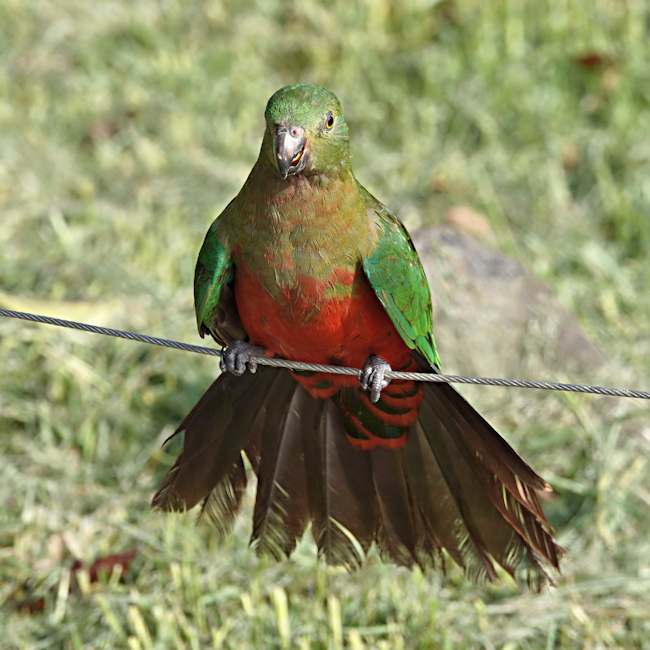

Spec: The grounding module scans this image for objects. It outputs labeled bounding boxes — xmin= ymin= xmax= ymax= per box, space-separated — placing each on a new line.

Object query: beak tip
xmin=273 ymin=125 xmax=306 ymax=180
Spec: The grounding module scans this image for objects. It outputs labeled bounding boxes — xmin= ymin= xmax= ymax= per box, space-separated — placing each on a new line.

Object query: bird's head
xmin=263 ymin=84 xmax=350 ymax=180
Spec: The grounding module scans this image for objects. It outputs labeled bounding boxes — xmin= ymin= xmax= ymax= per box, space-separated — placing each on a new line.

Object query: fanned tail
xmin=154 ymin=363 xmax=561 ymax=590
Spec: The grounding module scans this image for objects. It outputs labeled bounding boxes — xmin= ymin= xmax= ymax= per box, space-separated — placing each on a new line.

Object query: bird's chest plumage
xmin=225 ymin=176 xmax=409 ymax=368
xmin=234 ymin=257 xmax=401 ymax=368
xmin=232 ymin=221 xmax=362 ymax=361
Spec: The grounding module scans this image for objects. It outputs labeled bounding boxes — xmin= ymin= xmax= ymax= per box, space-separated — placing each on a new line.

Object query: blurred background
xmin=1 ymin=0 xmax=650 ymax=647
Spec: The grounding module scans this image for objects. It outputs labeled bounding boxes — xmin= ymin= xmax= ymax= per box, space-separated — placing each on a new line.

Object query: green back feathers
xmin=361 ymin=194 xmax=441 ymax=370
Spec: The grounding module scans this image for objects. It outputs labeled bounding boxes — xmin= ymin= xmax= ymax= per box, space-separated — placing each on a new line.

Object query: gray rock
xmin=411 ymin=225 xmax=607 ymax=382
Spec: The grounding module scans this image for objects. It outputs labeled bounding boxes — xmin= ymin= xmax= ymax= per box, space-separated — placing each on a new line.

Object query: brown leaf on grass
xmin=71 ymin=548 xmax=137 ymax=583
xmin=573 ymin=53 xmax=614 ymax=70
xmin=13 ymin=595 xmax=46 ymax=615
xmin=12 ymin=549 xmax=138 ymax=615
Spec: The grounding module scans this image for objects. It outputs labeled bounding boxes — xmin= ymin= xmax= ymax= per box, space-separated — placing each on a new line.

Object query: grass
xmin=1 ymin=0 xmax=650 ymax=647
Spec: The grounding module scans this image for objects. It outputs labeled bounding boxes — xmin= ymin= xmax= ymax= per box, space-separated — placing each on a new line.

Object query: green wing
xmin=361 ymin=196 xmax=441 ymax=369
xmin=194 ymin=220 xmax=234 ymax=343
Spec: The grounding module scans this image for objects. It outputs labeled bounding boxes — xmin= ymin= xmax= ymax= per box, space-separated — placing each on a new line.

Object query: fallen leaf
xmin=77 ymin=548 xmax=137 ymax=583
xmin=573 ymin=52 xmax=614 ymax=70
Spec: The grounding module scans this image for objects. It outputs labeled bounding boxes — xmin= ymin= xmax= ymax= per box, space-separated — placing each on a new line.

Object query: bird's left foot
xmin=220 ymin=340 xmax=265 ymax=376
xmin=359 ymin=356 xmax=392 ymax=403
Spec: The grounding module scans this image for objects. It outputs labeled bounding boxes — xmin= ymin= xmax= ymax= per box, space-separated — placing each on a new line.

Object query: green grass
xmin=2 ymin=0 xmax=650 ymax=647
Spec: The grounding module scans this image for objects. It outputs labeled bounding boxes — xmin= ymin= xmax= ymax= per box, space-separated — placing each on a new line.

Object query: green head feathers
xmin=263 ymin=84 xmax=350 ymax=179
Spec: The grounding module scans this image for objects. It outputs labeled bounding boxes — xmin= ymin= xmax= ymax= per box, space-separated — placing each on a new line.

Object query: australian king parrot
xmin=153 ymin=84 xmax=562 ymax=589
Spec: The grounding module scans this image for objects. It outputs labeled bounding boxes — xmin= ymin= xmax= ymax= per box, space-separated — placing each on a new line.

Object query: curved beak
xmin=273 ymin=125 xmax=306 ymax=179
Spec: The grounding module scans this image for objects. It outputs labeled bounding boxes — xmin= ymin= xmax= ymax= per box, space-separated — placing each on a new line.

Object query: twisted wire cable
xmin=2 ymin=308 xmax=649 ymax=400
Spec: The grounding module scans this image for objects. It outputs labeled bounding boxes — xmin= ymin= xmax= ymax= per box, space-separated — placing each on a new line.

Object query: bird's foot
xmin=359 ymin=355 xmax=392 ymax=403
xmin=220 ymin=340 xmax=265 ymax=376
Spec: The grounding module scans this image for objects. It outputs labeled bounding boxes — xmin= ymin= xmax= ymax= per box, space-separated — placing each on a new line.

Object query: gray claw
xmin=359 ymin=355 xmax=392 ymax=403
xmin=220 ymin=340 xmax=265 ymax=376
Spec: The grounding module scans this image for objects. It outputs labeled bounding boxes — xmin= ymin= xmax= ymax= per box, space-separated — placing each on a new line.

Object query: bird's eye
xmin=325 ymin=111 xmax=334 ymax=130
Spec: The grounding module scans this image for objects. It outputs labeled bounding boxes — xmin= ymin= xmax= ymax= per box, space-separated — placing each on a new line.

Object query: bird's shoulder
xmin=357 ymin=182 xmax=440 ymax=368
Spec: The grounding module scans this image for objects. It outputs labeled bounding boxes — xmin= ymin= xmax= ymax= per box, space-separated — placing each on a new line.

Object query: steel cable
xmin=2 ymin=308 xmax=649 ymax=400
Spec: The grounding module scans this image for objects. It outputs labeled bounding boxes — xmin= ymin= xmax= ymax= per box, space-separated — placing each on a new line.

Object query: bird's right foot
xmin=220 ymin=340 xmax=265 ymax=376
xmin=359 ymin=355 xmax=392 ymax=403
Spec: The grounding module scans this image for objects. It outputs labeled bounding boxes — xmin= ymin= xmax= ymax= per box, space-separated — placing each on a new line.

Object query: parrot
xmin=152 ymin=84 xmax=562 ymax=590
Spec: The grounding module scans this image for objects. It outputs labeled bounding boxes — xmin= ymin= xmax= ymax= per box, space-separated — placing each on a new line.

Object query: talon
xmin=359 ymin=355 xmax=391 ymax=403
xmin=220 ymin=340 xmax=265 ymax=376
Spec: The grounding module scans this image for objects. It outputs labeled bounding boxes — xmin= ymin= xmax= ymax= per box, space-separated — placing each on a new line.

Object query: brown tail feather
xmin=414 ymin=352 xmax=549 ymax=508
xmin=415 ymin=399 xmax=503 ymax=581
xmin=420 ymin=381 xmax=562 ymax=576
xmin=370 ymin=447 xmax=419 ymax=567
xmin=400 ymin=423 xmax=466 ymax=570
xmin=154 ymin=364 xmax=560 ymax=590
xmin=196 ymin=452 xmax=248 ymax=538
xmin=152 ymin=366 xmax=284 ymax=512
xmin=428 ymin=382 xmax=550 ymax=521
xmin=417 ymin=396 xmax=556 ymax=586
xmin=303 ymin=401 xmax=378 ymax=568
xmin=251 ymin=382 xmax=312 ymax=559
